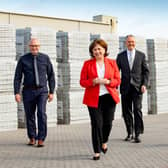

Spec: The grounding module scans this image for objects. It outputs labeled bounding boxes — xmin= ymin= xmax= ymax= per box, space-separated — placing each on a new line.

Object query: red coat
xmin=80 ymin=57 xmax=121 ymax=108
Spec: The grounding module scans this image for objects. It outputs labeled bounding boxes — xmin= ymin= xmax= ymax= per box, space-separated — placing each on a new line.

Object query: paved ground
xmin=0 ymin=113 xmax=168 ymax=168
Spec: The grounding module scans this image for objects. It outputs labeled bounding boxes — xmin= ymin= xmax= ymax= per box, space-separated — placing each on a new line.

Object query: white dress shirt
xmin=127 ymin=49 xmax=135 ymax=69
xmin=96 ymin=62 xmax=109 ymax=96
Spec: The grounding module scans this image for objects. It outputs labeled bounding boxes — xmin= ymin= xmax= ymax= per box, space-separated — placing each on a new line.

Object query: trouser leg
xmin=88 ymin=106 xmax=103 ymax=153
xmin=101 ymin=94 xmax=116 ymax=143
xmin=23 ymin=99 xmax=37 ymax=139
xmin=121 ymin=94 xmax=133 ymax=135
xmin=132 ymin=92 xmax=144 ymax=137
xmin=36 ymin=92 xmax=48 ymax=141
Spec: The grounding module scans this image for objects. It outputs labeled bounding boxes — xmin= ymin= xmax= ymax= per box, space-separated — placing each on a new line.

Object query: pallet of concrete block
xmin=0 ymin=94 xmax=17 ymax=131
xmin=155 ymin=62 xmax=168 ymax=87
xmin=16 ymin=29 xmax=25 ymax=60
xmin=119 ymin=36 xmax=126 ymax=52
xmin=0 ymin=24 xmax=16 ymax=60
xmin=115 ymin=97 xmax=122 ymax=119
xmin=0 ymin=61 xmax=16 ymax=92
xmin=57 ymin=63 xmax=70 ymax=88
xmin=142 ymin=91 xmax=148 ymax=116
xmin=69 ymin=61 xmax=83 ymax=89
xmin=56 ymin=88 xmax=70 ymax=124
xmin=56 ymin=31 xmax=90 ymax=63
xmin=57 ymin=61 xmax=83 ymax=90
xmin=46 ymin=93 xmax=57 ymax=127
xmin=147 ymin=39 xmax=155 ymax=61
xmin=153 ymin=38 xmax=168 ymax=61
xmin=156 ymin=85 xmax=168 ymax=114
xmin=90 ymin=33 xmax=119 ymax=59
xmin=17 ymin=100 xmax=26 ymax=128
xmin=134 ymin=36 xmax=147 ymax=56
xmin=56 ymin=88 xmax=89 ymax=124
xmin=69 ymin=89 xmax=89 ymax=123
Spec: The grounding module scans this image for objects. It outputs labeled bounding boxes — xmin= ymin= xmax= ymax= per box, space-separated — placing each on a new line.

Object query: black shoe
xmin=124 ymin=135 xmax=134 ymax=141
xmin=93 ymin=155 xmax=100 ymax=160
xmin=101 ymin=147 xmax=108 ymax=154
xmin=134 ymin=137 xmax=141 ymax=143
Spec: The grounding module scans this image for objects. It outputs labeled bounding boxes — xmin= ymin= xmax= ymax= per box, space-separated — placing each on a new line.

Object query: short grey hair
xmin=126 ymin=34 xmax=135 ymax=39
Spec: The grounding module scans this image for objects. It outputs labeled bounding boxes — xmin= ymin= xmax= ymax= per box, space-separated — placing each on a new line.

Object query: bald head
xmin=29 ymin=38 xmax=40 ymax=55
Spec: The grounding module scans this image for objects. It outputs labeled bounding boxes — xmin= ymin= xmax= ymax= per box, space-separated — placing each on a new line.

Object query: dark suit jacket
xmin=116 ymin=50 xmax=149 ymax=94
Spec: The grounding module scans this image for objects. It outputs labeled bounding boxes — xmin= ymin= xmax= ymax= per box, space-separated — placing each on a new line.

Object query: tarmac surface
xmin=0 ymin=113 xmax=168 ymax=168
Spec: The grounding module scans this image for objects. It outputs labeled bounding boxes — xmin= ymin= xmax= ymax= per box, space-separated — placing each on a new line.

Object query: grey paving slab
xmin=0 ymin=113 xmax=168 ymax=168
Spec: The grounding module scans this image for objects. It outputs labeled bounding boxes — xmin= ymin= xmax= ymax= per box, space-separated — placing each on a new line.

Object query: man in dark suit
xmin=14 ymin=38 xmax=55 ymax=147
xmin=116 ymin=35 xmax=149 ymax=143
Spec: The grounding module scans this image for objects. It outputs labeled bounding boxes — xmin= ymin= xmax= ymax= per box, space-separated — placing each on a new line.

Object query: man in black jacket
xmin=116 ymin=35 xmax=149 ymax=143
xmin=14 ymin=38 xmax=55 ymax=147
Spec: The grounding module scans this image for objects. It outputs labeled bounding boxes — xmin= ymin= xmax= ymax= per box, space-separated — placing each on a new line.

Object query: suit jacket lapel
xmin=131 ymin=50 xmax=138 ymax=71
xmin=93 ymin=58 xmax=98 ymax=77
xmin=104 ymin=57 xmax=108 ymax=78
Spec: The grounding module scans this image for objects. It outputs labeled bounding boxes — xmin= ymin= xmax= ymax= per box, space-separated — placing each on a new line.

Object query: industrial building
xmin=0 ymin=11 xmax=118 ymax=33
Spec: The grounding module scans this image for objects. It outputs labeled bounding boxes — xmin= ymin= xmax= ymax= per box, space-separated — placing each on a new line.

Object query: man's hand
xmin=48 ymin=94 xmax=54 ymax=102
xmin=15 ymin=94 xmax=21 ymax=103
xmin=141 ymin=85 xmax=146 ymax=93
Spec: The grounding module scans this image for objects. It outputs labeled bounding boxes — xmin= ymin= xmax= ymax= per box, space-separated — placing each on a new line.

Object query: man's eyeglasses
xmin=29 ymin=45 xmax=40 ymax=47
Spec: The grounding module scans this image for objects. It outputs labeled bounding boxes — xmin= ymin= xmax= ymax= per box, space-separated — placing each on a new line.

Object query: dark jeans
xmin=23 ymin=88 xmax=48 ymax=141
xmin=88 ymin=94 xmax=116 ymax=153
xmin=121 ymin=85 xmax=144 ymax=137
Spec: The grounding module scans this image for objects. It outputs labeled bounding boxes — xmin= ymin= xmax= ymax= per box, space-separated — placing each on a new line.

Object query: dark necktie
xmin=34 ymin=56 xmax=40 ymax=86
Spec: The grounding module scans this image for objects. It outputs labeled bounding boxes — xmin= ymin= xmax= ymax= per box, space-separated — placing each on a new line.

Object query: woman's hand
xmin=100 ymin=78 xmax=110 ymax=84
xmin=93 ymin=78 xmax=110 ymax=85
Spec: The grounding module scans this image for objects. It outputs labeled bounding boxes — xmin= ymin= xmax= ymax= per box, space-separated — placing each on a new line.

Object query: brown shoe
xmin=27 ymin=138 xmax=36 ymax=146
xmin=37 ymin=140 xmax=44 ymax=147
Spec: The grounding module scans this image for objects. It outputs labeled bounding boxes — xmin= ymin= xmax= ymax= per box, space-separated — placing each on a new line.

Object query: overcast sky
xmin=1 ymin=0 xmax=168 ymax=38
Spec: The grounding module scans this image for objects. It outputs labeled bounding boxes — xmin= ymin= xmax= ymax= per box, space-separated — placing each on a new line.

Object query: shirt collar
xmin=127 ymin=49 xmax=136 ymax=56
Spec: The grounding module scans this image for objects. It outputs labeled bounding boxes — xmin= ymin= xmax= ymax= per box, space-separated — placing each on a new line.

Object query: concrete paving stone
xmin=0 ymin=113 xmax=168 ymax=168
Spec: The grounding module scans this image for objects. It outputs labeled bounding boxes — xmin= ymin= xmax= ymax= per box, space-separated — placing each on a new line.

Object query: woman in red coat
xmin=80 ymin=39 xmax=121 ymax=160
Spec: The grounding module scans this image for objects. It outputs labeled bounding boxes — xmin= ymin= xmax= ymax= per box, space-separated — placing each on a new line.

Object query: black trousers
xmin=121 ymin=85 xmax=144 ymax=137
xmin=88 ymin=94 xmax=116 ymax=153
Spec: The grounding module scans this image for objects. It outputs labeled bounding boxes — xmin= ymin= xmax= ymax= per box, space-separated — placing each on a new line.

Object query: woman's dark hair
xmin=89 ymin=39 xmax=109 ymax=58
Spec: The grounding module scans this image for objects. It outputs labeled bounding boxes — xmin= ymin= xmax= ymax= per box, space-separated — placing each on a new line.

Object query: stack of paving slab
xmin=146 ymin=39 xmax=157 ymax=114
xmin=119 ymin=36 xmax=126 ymax=52
xmin=0 ymin=24 xmax=17 ymax=131
xmin=147 ymin=38 xmax=168 ymax=114
xmin=56 ymin=31 xmax=90 ymax=124
xmin=16 ymin=27 xmax=57 ymax=127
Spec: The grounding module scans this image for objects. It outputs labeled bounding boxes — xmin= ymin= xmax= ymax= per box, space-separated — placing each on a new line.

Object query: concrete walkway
xmin=0 ymin=113 xmax=168 ymax=168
